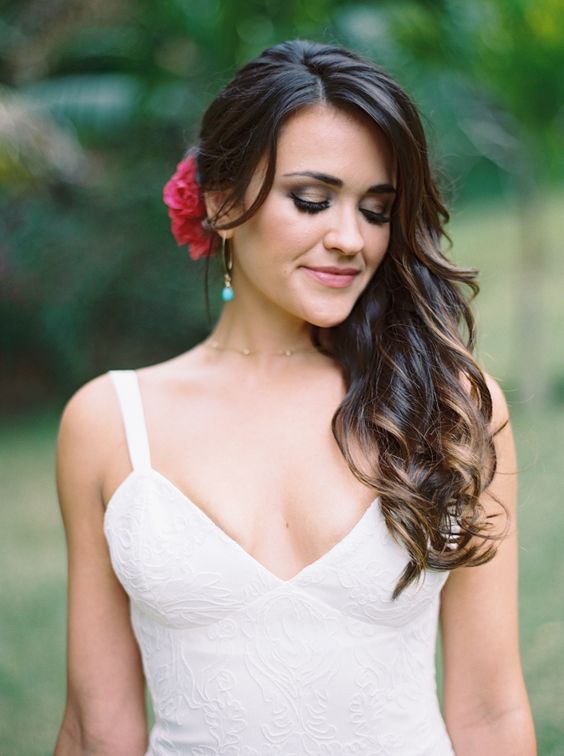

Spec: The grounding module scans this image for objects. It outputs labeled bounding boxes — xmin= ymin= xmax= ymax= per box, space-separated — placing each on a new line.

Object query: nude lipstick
xmin=301 ymin=266 xmax=360 ymax=288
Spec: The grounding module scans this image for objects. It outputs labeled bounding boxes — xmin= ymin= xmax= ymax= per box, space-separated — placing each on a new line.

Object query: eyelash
xmin=290 ymin=193 xmax=390 ymax=226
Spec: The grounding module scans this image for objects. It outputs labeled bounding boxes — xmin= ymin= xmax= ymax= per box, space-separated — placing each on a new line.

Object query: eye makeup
xmin=283 ymin=169 xmax=395 ymax=226
xmin=360 ymin=208 xmax=391 ymax=225
xmin=290 ymin=193 xmax=330 ymax=213
xmin=289 ymin=192 xmax=391 ymax=225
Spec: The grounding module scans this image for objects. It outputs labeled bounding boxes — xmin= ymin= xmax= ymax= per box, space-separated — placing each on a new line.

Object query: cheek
xmin=241 ymin=209 xmax=316 ymax=265
xmin=238 ymin=198 xmax=293 ymax=247
xmin=366 ymin=228 xmax=391 ymax=269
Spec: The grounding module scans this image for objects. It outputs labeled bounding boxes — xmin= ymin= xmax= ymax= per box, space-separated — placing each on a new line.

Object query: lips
xmin=301 ymin=265 xmax=360 ymax=288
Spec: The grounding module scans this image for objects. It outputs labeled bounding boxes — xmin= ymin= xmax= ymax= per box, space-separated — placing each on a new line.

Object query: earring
xmin=221 ymin=236 xmax=234 ymax=302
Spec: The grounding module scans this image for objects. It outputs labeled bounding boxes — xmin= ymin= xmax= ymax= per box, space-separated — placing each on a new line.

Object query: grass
xmin=1 ymin=190 xmax=563 ymax=754
xmin=0 ymin=414 xmax=67 ymax=755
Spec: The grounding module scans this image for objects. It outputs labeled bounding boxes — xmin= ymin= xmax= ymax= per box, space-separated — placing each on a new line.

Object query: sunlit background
xmin=1 ymin=1 xmax=563 ymax=753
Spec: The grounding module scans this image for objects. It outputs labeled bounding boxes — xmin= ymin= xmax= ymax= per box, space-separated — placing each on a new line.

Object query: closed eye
xmin=290 ymin=193 xmax=390 ymax=225
xmin=290 ymin=194 xmax=330 ymax=213
xmin=360 ymin=209 xmax=391 ymax=226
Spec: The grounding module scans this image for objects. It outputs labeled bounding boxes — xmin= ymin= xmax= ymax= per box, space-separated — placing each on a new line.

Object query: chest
xmin=126 ymin=377 xmax=376 ymax=581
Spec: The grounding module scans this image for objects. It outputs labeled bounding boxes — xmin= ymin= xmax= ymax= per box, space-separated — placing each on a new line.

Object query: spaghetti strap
xmin=108 ymin=370 xmax=152 ymax=472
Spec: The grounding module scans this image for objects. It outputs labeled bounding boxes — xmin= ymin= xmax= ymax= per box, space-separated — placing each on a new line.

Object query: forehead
xmin=275 ymin=104 xmax=394 ymax=180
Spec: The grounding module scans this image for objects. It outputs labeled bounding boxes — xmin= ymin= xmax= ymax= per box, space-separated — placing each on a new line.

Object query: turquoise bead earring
xmin=221 ymin=236 xmax=234 ymax=302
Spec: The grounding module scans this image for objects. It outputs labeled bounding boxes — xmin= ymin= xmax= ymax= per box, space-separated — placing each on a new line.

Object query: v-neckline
xmin=107 ymin=369 xmax=379 ymax=586
xmin=105 ymin=468 xmax=379 ymax=586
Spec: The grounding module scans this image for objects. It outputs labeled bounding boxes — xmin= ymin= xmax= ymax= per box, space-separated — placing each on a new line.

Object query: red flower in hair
xmin=163 ymin=153 xmax=214 ymax=260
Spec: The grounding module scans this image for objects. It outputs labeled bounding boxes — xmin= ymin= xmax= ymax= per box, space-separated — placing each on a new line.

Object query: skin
xmin=54 ymin=104 xmax=535 ymax=753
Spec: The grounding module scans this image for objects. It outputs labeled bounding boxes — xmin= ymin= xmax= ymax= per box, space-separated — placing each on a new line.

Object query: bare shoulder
xmin=136 ymin=344 xmax=215 ymax=385
xmin=58 ymin=371 xmax=118 ymax=442
xmin=56 ymin=371 xmax=122 ymax=514
xmin=57 ymin=349 xmax=206 ymax=479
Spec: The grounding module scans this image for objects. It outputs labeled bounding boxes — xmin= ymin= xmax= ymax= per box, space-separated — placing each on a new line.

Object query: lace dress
xmin=103 ymin=369 xmax=455 ymax=755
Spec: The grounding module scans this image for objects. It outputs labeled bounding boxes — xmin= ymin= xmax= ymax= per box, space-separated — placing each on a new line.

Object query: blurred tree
xmin=403 ymin=0 xmax=564 ymax=405
xmin=0 ymin=0 xmax=562 ymax=406
xmin=0 ymin=86 xmax=88 ymax=189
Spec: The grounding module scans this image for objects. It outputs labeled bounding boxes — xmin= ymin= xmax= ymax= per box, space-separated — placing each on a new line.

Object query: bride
xmin=54 ymin=39 xmax=535 ymax=755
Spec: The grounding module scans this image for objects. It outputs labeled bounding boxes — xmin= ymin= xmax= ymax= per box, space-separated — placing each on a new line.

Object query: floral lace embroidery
xmin=104 ymin=470 xmax=454 ymax=755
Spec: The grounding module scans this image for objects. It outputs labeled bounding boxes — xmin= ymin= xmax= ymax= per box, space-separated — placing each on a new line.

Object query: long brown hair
xmin=193 ymin=39 xmax=507 ymax=596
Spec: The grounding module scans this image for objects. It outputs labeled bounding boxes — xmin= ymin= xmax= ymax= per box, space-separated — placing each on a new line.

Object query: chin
xmin=301 ymin=301 xmax=356 ymax=329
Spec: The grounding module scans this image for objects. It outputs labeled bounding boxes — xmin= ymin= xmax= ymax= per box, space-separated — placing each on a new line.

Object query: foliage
xmin=0 ymin=0 xmax=562 ymax=404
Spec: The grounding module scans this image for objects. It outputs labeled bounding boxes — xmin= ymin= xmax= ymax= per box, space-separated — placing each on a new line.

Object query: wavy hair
xmin=193 ymin=39 xmax=507 ymax=596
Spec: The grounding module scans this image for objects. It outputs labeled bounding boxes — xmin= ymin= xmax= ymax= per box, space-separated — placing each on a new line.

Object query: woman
xmin=54 ymin=40 xmax=535 ymax=754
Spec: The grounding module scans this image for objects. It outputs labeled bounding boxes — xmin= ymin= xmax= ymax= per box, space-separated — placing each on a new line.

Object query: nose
xmin=322 ymin=204 xmax=364 ymax=256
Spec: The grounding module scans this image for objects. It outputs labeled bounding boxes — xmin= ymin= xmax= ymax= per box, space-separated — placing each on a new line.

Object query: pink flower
xmin=163 ymin=153 xmax=214 ymax=260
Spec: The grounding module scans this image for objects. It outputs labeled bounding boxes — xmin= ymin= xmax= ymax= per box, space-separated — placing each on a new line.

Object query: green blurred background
xmin=1 ymin=1 xmax=563 ymax=753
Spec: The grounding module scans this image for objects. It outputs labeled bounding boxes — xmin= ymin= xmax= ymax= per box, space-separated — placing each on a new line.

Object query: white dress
xmin=104 ymin=369 xmax=455 ymax=755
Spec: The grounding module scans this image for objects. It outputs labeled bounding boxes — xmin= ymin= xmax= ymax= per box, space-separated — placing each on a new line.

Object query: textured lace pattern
xmin=103 ymin=370 xmax=455 ymax=755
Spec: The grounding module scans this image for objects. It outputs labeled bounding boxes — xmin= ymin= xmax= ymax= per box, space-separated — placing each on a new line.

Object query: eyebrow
xmin=282 ymin=170 xmax=396 ymax=195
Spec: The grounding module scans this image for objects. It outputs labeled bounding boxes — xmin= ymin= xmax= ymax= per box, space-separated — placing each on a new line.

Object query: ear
xmin=203 ymin=190 xmax=237 ymax=239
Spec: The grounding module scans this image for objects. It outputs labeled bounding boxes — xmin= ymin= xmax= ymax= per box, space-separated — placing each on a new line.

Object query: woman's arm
xmin=440 ymin=375 xmax=536 ymax=755
xmin=54 ymin=377 xmax=148 ymax=755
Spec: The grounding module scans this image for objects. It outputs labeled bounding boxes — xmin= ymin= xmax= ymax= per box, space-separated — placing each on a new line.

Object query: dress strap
xmin=108 ymin=369 xmax=152 ymax=472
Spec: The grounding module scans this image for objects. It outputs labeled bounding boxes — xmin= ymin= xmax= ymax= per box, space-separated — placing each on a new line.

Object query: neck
xmin=210 ymin=301 xmax=316 ymax=355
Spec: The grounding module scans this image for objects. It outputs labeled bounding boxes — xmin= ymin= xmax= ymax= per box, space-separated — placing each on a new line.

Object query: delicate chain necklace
xmin=205 ymin=339 xmax=320 ymax=357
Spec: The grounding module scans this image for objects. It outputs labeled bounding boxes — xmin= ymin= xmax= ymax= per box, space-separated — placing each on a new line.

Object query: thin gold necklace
xmin=205 ymin=339 xmax=320 ymax=357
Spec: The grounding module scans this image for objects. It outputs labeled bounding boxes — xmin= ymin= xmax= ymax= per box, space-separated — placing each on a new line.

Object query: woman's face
xmin=226 ymin=104 xmax=396 ymax=328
